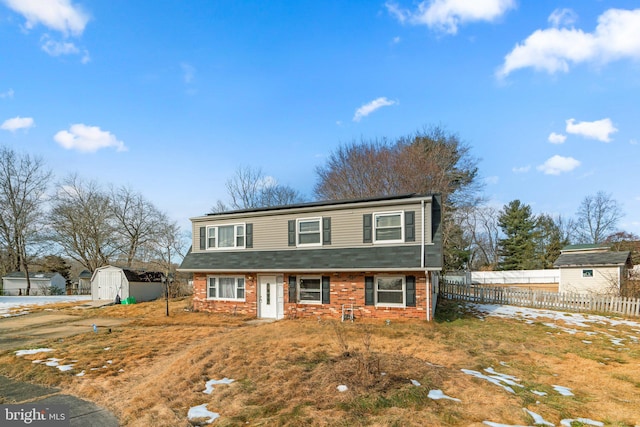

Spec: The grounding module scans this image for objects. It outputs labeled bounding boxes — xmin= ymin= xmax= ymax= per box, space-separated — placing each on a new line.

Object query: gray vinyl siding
xmin=192 ymin=201 xmax=430 ymax=253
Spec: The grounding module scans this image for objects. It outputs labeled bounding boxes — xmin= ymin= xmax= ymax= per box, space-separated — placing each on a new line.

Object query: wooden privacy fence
xmin=439 ymin=281 xmax=640 ymax=318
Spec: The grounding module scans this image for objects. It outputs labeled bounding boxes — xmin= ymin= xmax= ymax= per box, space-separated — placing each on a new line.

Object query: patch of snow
xmin=610 ymin=338 xmax=624 ymax=346
xmin=57 ymin=365 xmax=74 ymax=372
xmin=187 ymin=404 xmax=219 ymax=424
xmin=582 ymin=340 xmax=592 ymax=344
xmin=524 ymin=408 xmax=553 ymax=426
xmin=107 ymin=360 xmax=113 ymax=364
xmin=461 ymin=369 xmax=515 ymax=394
xmin=560 ymin=418 xmax=604 ymax=426
xmin=410 ymin=379 xmax=421 ymax=386
xmin=44 ymin=358 xmax=62 ymax=367
xmin=337 ymin=385 xmax=348 ymax=392
xmin=472 ymin=304 xmax=640 ymax=330
xmin=531 ymin=390 xmax=547 ymax=396
xmin=484 ymin=368 xmax=524 ymax=388
xmin=552 ymin=385 xmax=574 ymax=396
xmin=104 ymin=347 xmax=111 ymax=351
xmin=428 ymin=389 xmax=461 ymax=402
xmin=0 ymin=296 xmax=91 ymax=316
xmin=15 ymin=348 xmax=54 ymax=357
xmin=76 ymin=371 xmax=85 ymax=377
xmin=203 ymin=378 xmax=235 ymax=394
xmin=32 ymin=360 xmax=43 ymax=364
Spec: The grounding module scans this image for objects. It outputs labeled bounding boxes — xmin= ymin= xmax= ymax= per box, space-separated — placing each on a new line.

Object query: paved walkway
xmin=0 ymin=375 xmax=119 ymax=426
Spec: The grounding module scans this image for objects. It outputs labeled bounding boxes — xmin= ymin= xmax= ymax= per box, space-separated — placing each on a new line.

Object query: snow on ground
xmin=0 ymin=295 xmax=91 ymax=317
xmin=471 ymin=304 xmax=640 ymax=329
xmin=427 ymin=389 xmax=461 ymax=402
xmin=202 ymin=378 xmax=234 ymax=394
xmin=187 ymin=404 xmax=219 ymax=424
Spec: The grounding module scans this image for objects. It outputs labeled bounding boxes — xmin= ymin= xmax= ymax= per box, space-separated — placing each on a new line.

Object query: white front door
xmin=259 ymin=275 xmax=278 ymax=319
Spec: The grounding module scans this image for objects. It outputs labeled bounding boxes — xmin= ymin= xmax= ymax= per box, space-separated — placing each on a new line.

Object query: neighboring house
xmin=554 ymin=244 xmax=632 ymax=294
xmin=178 ymin=193 xmax=443 ymax=321
xmin=1 ymin=272 xmax=66 ymax=296
xmin=71 ymin=270 xmax=92 ymax=295
xmin=91 ymin=265 xmax=165 ymax=302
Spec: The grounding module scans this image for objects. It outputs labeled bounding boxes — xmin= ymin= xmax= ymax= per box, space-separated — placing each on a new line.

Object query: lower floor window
xmin=208 ymin=276 xmax=245 ymax=300
xmin=376 ymin=276 xmax=404 ymax=306
xmin=298 ymin=276 xmax=321 ymax=304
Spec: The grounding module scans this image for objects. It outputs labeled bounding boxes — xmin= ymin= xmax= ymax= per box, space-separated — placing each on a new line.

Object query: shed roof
xmin=554 ymin=251 xmax=631 ymax=268
xmin=2 ymin=271 xmax=60 ymax=279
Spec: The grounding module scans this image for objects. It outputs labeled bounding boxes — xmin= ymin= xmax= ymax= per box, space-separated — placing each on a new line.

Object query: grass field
xmin=0 ymin=297 xmax=639 ymax=426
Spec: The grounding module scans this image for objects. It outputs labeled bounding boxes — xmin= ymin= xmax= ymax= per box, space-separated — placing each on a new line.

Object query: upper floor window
xmin=374 ymin=211 xmax=403 ymax=243
xmin=207 ymin=224 xmax=245 ymax=249
xmin=582 ymin=269 xmax=593 ymax=278
xmin=297 ymin=217 xmax=321 ymax=246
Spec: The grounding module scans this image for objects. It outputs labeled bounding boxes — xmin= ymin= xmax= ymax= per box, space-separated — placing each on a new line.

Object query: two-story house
xmin=178 ymin=193 xmax=443 ymax=321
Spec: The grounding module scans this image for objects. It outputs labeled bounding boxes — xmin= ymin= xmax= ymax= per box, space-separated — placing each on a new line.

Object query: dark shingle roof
xmin=121 ymin=268 xmax=164 ymax=283
xmin=179 ymin=245 xmax=442 ymax=271
xmin=554 ymin=251 xmax=631 ymax=268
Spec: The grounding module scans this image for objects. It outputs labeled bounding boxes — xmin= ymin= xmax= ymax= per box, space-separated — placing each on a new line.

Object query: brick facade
xmin=193 ymin=271 xmax=432 ymax=320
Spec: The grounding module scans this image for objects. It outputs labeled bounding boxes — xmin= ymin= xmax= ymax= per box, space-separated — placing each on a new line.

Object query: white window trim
xmin=297 ymin=275 xmax=322 ymax=304
xmin=206 ymin=223 xmax=246 ymax=250
xmin=206 ymin=275 xmax=246 ymax=301
xmin=373 ymin=211 xmax=404 ymax=244
xmin=375 ymin=275 xmax=406 ymax=308
xmin=296 ymin=217 xmax=322 ymax=247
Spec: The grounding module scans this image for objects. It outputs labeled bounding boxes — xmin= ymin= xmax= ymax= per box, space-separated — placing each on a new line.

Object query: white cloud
xmin=548 ymin=132 xmax=567 ymax=144
xmin=54 ymin=124 xmax=127 ymax=152
xmin=512 ymin=165 xmax=530 ymax=173
xmin=386 ymin=0 xmax=515 ymax=34
xmin=353 ymin=97 xmax=397 ymax=122
xmin=497 ymin=8 xmax=640 ymax=78
xmin=181 ymin=62 xmax=196 ymax=84
xmin=1 ymin=116 xmax=34 ymax=132
xmin=41 ymin=36 xmax=79 ymax=56
xmin=0 ymin=89 xmax=14 ymax=99
xmin=548 ymin=8 xmax=577 ymax=28
xmin=565 ymin=118 xmax=617 ymax=142
xmin=2 ymin=0 xmax=89 ymax=36
xmin=537 ymin=155 xmax=580 ymax=175
xmin=392 ymin=36 xmax=401 ymax=44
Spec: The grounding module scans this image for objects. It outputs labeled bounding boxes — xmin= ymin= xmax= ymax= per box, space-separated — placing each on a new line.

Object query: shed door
xmin=98 ymin=271 xmax=121 ymax=300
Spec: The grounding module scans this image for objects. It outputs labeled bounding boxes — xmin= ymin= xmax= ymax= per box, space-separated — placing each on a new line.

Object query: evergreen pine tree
xmin=497 ymin=200 xmax=537 ymax=270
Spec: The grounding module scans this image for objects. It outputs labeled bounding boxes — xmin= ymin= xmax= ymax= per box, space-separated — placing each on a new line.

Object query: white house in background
xmin=91 ymin=265 xmax=164 ymax=302
xmin=1 ymin=272 xmax=66 ymax=296
xmin=554 ymin=244 xmax=632 ymax=295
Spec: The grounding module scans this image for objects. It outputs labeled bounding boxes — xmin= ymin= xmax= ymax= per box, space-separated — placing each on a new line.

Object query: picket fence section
xmin=439 ymin=281 xmax=640 ymax=318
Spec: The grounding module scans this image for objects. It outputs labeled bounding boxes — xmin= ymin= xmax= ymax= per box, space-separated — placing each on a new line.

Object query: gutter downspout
xmin=422 ymin=199 xmax=431 ymax=321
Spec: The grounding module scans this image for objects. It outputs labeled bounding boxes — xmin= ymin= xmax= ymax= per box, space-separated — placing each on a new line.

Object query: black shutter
xmin=288 ymin=220 xmax=296 ymax=246
xmin=288 ymin=276 xmax=297 ymax=303
xmin=363 ymin=214 xmax=372 ymax=243
xmin=323 ymin=217 xmax=331 ymax=245
xmin=365 ymin=276 xmax=374 ymax=305
xmin=246 ymin=223 xmax=253 ymax=248
xmin=199 ymin=227 xmax=206 ymax=250
xmin=322 ymin=276 xmax=330 ymax=304
xmin=406 ymin=275 xmax=416 ymax=307
xmin=405 ymin=211 xmax=415 ymax=242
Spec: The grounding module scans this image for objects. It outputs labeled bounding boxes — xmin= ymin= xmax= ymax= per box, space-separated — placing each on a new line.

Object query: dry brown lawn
xmin=1 ymin=298 xmax=639 ymax=426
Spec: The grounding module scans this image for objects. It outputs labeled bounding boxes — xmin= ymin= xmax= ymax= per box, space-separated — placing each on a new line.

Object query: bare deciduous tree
xmin=457 ymin=205 xmax=501 ymax=270
xmin=0 ymin=146 xmax=51 ymax=294
xmin=48 ymin=175 xmax=119 ymax=272
xmin=574 ymin=191 xmax=623 ymax=244
xmin=314 ymin=126 xmax=482 ymax=208
xmin=213 ymin=165 xmax=304 ymax=212
xmin=110 ymin=185 xmax=163 ymax=267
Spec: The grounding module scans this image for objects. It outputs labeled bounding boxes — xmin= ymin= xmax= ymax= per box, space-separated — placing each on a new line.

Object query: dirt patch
xmin=0 ymin=311 xmax=129 ymax=352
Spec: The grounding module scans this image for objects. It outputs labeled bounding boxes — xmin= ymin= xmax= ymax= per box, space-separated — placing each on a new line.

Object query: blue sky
xmin=1 ymin=0 xmax=639 ymax=236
